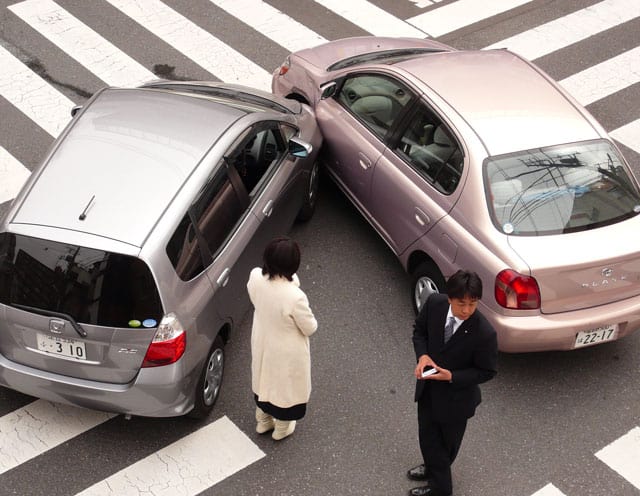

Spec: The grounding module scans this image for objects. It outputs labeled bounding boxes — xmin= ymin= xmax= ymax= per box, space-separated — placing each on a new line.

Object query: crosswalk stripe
xmin=0 ymin=147 xmax=30 ymax=204
xmin=0 ymin=43 xmax=73 ymax=137
xmin=74 ymin=415 xmax=264 ymax=496
xmin=313 ymin=0 xmax=427 ymax=38
xmin=559 ymin=45 xmax=640 ymax=106
xmin=484 ymin=0 xmax=640 ymax=60
xmin=0 ymin=399 xmax=114 ymax=475
xmin=407 ymin=0 xmax=533 ymax=38
xmin=209 ymin=0 xmax=328 ymax=52
xmin=595 ymin=426 xmax=640 ymax=489
xmin=611 ymin=119 xmax=640 ymax=154
xmin=104 ymin=0 xmax=272 ymax=91
xmin=531 ymin=483 xmax=567 ymax=496
xmin=8 ymin=0 xmax=155 ymax=87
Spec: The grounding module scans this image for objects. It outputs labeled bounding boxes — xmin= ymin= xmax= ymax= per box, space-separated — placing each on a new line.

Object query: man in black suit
xmin=407 ymin=270 xmax=498 ymax=496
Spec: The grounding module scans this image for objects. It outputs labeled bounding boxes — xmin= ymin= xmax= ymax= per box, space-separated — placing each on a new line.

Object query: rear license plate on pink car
xmin=574 ymin=324 xmax=617 ymax=348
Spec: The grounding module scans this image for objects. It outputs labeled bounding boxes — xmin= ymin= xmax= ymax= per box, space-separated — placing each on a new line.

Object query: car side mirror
xmin=288 ymin=137 xmax=313 ymax=158
xmin=70 ymin=105 xmax=83 ymax=117
xmin=320 ymin=82 xmax=337 ymax=100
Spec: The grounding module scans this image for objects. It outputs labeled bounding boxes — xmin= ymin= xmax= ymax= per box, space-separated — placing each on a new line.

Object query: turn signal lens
xmin=278 ymin=57 xmax=290 ymax=76
xmin=142 ymin=313 xmax=186 ymax=367
xmin=495 ymin=269 xmax=541 ymax=309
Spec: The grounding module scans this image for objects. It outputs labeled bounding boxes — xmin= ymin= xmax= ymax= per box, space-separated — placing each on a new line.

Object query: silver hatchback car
xmin=273 ymin=36 xmax=640 ymax=352
xmin=0 ymin=81 xmax=321 ymax=417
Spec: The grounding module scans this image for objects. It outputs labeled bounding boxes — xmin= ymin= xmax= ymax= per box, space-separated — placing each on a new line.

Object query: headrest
xmin=433 ymin=126 xmax=452 ymax=146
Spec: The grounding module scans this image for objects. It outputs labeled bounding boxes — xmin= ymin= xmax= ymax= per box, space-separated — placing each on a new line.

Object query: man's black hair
xmin=445 ymin=270 xmax=483 ymax=299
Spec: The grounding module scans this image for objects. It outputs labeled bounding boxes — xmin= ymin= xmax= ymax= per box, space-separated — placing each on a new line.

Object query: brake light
xmin=278 ymin=57 xmax=290 ymax=76
xmin=495 ymin=269 xmax=541 ymax=309
xmin=142 ymin=313 xmax=186 ymax=367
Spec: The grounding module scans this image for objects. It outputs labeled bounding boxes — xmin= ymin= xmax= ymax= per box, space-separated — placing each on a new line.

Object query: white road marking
xmin=0 ymin=42 xmax=73 ymax=137
xmin=531 ymin=484 xmax=567 ymax=496
xmin=104 ymin=0 xmax=272 ymax=91
xmin=0 ymin=400 xmax=115 ymax=475
xmin=9 ymin=0 xmax=155 ymax=87
xmin=209 ymin=0 xmax=327 ymax=52
xmin=559 ymin=45 xmax=640 ymax=106
xmin=74 ymin=416 xmax=265 ymax=496
xmin=0 ymin=147 xmax=30 ymax=203
xmin=611 ymin=120 xmax=640 ymax=155
xmin=484 ymin=0 xmax=640 ymax=60
xmin=313 ymin=0 xmax=427 ymax=38
xmin=407 ymin=0 xmax=533 ymax=37
xmin=595 ymin=426 xmax=640 ymax=489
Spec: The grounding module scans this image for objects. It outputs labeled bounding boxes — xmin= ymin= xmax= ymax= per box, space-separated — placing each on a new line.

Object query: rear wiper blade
xmin=11 ymin=303 xmax=87 ymax=337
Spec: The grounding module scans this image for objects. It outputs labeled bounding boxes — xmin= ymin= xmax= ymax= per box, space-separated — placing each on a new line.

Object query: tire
xmin=411 ymin=261 xmax=445 ymax=314
xmin=188 ymin=335 xmax=224 ymax=419
xmin=296 ymin=160 xmax=320 ymax=222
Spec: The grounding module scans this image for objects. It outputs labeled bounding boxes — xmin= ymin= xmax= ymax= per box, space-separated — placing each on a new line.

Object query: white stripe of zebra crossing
xmin=0 ymin=43 xmax=73 ymax=137
xmin=407 ymin=0 xmax=533 ymax=38
xmin=74 ymin=416 xmax=265 ymax=496
xmin=0 ymin=400 xmax=114 ymax=475
xmin=9 ymin=0 xmax=155 ymax=87
xmin=595 ymin=426 xmax=640 ymax=489
xmin=611 ymin=120 xmax=640 ymax=154
xmin=559 ymin=45 xmax=640 ymax=106
xmin=209 ymin=0 xmax=327 ymax=52
xmin=0 ymin=147 xmax=30 ymax=204
xmin=531 ymin=483 xmax=567 ymax=496
xmin=104 ymin=0 xmax=272 ymax=91
xmin=484 ymin=0 xmax=640 ymax=60
xmin=313 ymin=0 xmax=427 ymax=38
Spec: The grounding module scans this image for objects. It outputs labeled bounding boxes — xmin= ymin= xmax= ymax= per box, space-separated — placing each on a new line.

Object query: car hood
xmin=294 ymin=36 xmax=452 ymax=71
xmin=507 ymin=216 xmax=640 ymax=314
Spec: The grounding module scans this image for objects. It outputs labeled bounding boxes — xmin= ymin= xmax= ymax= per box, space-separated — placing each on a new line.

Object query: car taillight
xmin=142 ymin=313 xmax=186 ymax=367
xmin=278 ymin=57 xmax=290 ymax=76
xmin=495 ymin=269 xmax=541 ymax=309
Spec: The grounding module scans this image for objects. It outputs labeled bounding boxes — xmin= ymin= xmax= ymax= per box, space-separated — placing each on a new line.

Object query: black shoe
xmin=407 ymin=464 xmax=430 ymax=481
xmin=408 ymin=486 xmax=448 ymax=496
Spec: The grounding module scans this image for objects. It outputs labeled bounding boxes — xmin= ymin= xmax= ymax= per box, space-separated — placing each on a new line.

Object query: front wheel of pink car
xmin=411 ymin=261 xmax=445 ymax=314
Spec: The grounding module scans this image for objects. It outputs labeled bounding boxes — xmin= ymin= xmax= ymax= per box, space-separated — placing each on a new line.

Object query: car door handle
xmin=358 ymin=152 xmax=372 ymax=170
xmin=415 ymin=208 xmax=430 ymax=227
xmin=262 ymin=200 xmax=273 ymax=217
xmin=216 ymin=268 xmax=230 ymax=287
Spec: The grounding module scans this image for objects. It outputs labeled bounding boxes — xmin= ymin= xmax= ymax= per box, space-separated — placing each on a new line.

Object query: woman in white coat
xmin=247 ymin=237 xmax=318 ymax=440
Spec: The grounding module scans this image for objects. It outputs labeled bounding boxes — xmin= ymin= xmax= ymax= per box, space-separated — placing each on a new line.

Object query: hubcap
xmin=415 ymin=276 xmax=439 ymax=310
xmin=202 ymin=348 xmax=224 ymax=406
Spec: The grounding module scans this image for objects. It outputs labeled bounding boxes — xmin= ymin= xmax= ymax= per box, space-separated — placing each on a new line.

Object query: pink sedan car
xmin=272 ymin=36 xmax=640 ymax=352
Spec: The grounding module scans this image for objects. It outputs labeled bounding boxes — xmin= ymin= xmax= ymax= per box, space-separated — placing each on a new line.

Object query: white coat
xmin=247 ymin=267 xmax=318 ymax=408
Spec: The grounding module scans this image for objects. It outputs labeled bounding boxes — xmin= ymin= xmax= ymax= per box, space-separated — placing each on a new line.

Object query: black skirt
xmin=254 ymin=394 xmax=307 ymax=421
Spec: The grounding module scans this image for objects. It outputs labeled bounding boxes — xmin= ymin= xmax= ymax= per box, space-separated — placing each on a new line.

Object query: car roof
xmin=11 ymin=87 xmax=249 ymax=247
xmin=394 ymin=50 xmax=600 ymax=155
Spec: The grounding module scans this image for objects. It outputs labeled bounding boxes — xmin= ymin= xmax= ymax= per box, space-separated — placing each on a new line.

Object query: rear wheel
xmin=189 ymin=335 xmax=224 ymax=419
xmin=297 ymin=160 xmax=320 ymax=221
xmin=411 ymin=261 xmax=445 ymax=314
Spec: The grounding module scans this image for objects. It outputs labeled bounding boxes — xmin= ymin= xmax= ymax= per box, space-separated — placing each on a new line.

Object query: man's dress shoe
xmin=408 ymin=486 xmax=449 ymax=496
xmin=407 ymin=464 xmax=430 ymax=481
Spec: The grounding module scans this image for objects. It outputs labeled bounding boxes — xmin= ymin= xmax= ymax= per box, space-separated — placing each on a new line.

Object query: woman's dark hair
xmin=445 ymin=270 xmax=483 ymax=299
xmin=262 ymin=236 xmax=300 ymax=281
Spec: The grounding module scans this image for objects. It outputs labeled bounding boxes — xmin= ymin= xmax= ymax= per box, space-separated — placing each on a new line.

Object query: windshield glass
xmin=0 ymin=233 xmax=163 ymax=328
xmin=484 ymin=140 xmax=640 ymax=235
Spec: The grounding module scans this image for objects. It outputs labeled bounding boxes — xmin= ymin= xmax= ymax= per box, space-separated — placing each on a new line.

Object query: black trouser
xmin=417 ymin=396 xmax=467 ymax=495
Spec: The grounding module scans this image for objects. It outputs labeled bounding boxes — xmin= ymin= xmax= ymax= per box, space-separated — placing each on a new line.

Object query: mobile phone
xmin=421 ymin=367 xmax=437 ymax=377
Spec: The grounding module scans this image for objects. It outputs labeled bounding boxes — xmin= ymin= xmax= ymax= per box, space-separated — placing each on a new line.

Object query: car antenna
xmin=78 ymin=195 xmax=95 ymax=221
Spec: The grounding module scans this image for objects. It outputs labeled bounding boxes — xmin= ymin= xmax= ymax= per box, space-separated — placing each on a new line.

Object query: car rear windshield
xmin=0 ymin=233 xmax=163 ymax=328
xmin=485 ymin=140 xmax=640 ymax=236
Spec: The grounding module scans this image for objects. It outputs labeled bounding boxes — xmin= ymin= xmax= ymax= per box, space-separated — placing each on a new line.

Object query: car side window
xmin=337 ymin=74 xmax=412 ymax=140
xmin=166 ymin=166 xmax=248 ymax=281
xmin=395 ymin=106 xmax=463 ymax=194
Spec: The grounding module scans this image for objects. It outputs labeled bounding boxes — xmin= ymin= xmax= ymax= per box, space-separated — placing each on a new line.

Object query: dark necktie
xmin=444 ymin=316 xmax=456 ymax=343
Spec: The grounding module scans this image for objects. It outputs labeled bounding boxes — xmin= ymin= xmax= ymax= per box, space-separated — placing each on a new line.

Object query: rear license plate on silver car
xmin=37 ymin=333 xmax=87 ymax=360
xmin=574 ymin=324 xmax=617 ymax=348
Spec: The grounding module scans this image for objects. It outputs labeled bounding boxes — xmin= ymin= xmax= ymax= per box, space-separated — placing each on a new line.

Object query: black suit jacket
xmin=413 ymin=293 xmax=498 ymax=422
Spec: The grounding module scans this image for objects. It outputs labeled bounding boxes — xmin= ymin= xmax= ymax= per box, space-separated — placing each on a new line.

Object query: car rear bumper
xmin=0 ymin=353 xmax=197 ymax=417
xmin=487 ymin=298 xmax=640 ymax=353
